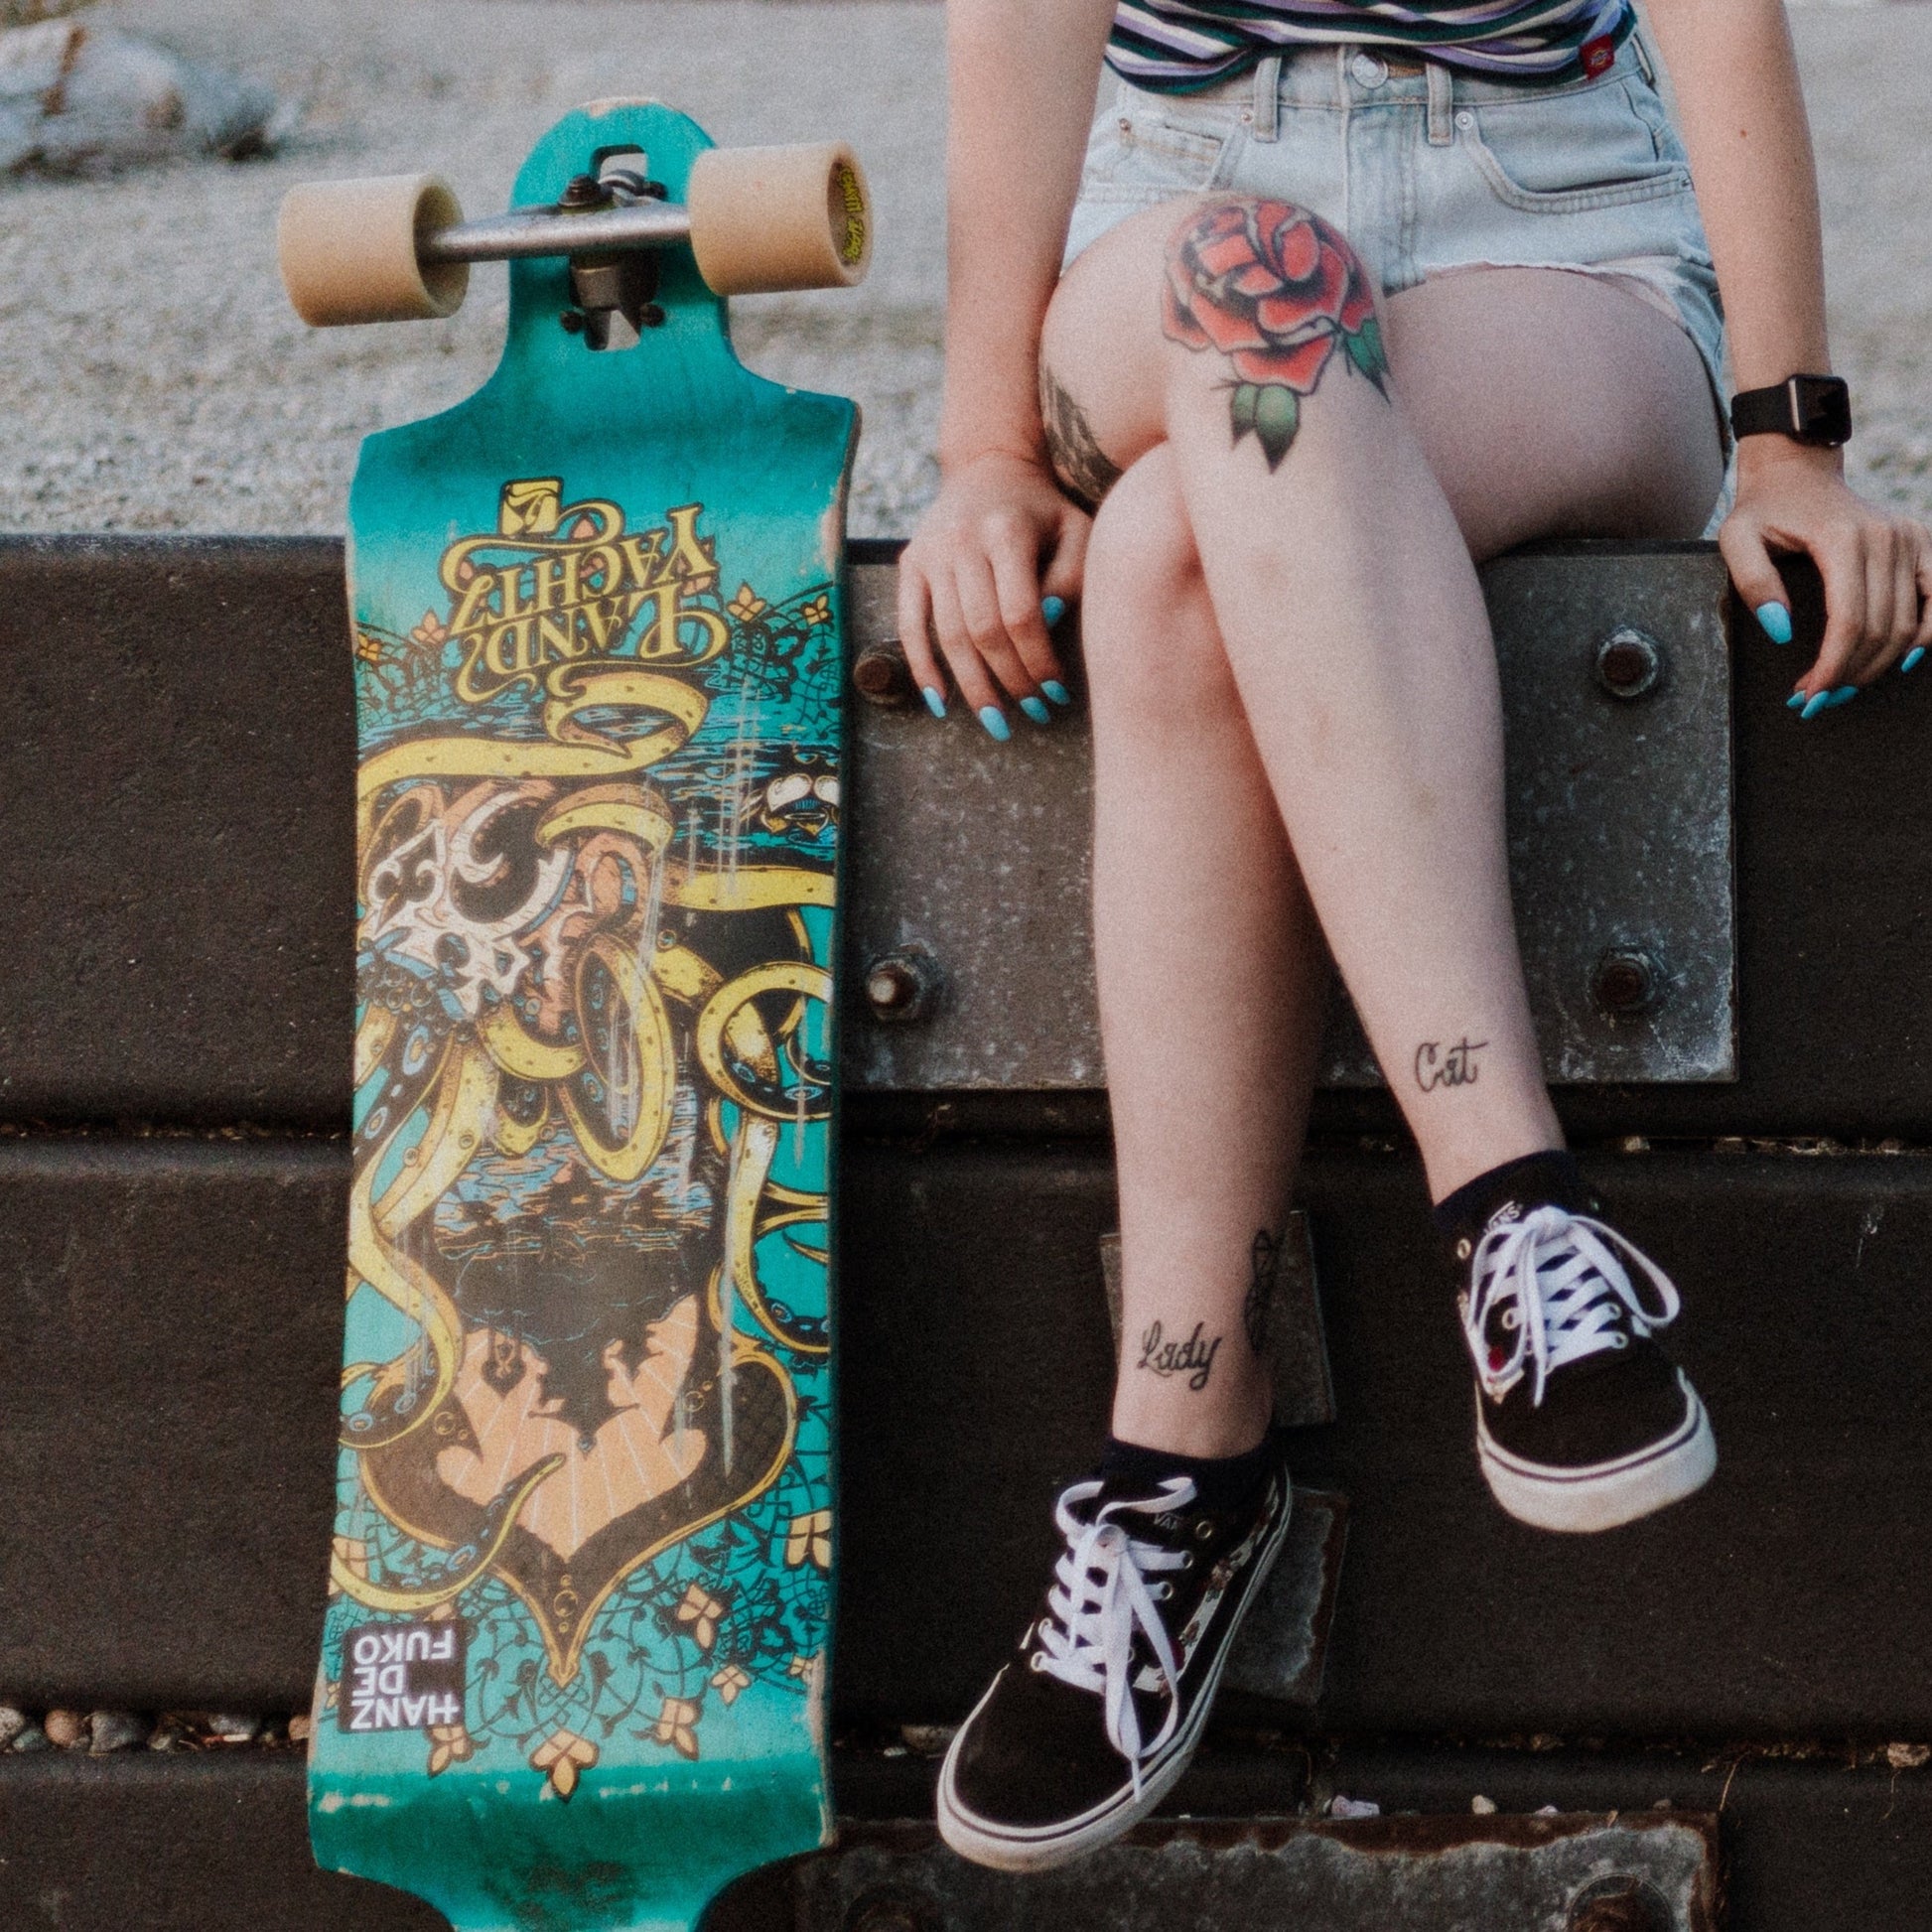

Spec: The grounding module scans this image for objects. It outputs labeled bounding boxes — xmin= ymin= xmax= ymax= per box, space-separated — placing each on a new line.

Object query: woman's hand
xmin=897 ymin=449 xmax=1090 ymax=738
xmin=1721 ymin=440 xmax=1932 ymax=715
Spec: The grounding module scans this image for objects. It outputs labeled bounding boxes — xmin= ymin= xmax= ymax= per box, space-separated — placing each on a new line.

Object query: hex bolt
xmin=853 ymin=640 xmax=914 ymax=708
xmin=1568 ymin=1876 xmax=1673 ymax=1932
xmin=1594 ymin=625 xmax=1664 ymax=701
xmin=557 ymin=172 xmax=609 ymax=210
xmin=864 ymin=943 xmax=942 ymax=1024
xmin=1591 ymin=946 xmax=1664 ymax=1018
xmin=843 ymin=1885 xmax=940 ymax=1932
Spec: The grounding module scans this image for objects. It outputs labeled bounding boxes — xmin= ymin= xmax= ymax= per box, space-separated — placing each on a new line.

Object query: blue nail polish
xmin=1905 ymin=646 xmax=1926 ymax=674
xmin=1786 ymin=693 xmax=1806 ymax=710
xmin=1020 ymin=696 xmax=1051 ymax=726
xmin=921 ymin=685 xmax=947 ymax=720
xmin=978 ymin=705 xmax=1012 ymax=743
xmin=1830 ymin=685 xmax=1859 ymax=707
xmin=1040 ymin=596 xmax=1067 ymax=628
xmin=1800 ymin=691 xmax=1831 ymax=720
xmin=1755 ymin=601 xmax=1794 ymax=644
xmin=1041 ymin=680 xmax=1071 ymax=707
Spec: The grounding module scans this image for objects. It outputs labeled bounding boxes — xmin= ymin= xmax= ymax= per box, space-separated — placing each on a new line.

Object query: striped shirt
xmin=1108 ymin=0 xmax=1636 ymax=88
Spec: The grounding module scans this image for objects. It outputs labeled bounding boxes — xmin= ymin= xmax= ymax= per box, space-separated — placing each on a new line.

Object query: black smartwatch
xmin=1729 ymin=373 xmax=1852 ymax=448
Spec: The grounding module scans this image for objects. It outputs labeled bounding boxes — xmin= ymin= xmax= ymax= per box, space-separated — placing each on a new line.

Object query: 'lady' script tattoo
xmin=1414 ymin=1036 xmax=1488 ymax=1092
xmin=1137 ymin=1320 xmax=1222 ymax=1392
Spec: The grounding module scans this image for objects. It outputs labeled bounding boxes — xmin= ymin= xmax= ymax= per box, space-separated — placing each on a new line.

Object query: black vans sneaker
xmin=937 ymin=1456 xmax=1292 ymax=1870
xmin=1457 ymin=1201 xmax=1716 ymax=1532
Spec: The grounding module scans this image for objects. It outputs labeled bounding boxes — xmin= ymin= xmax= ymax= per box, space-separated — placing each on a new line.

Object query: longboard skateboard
xmin=279 ymin=104 xmax=867 ymax=1931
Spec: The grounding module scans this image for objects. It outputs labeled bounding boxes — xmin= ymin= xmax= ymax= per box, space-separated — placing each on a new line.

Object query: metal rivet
xmin=1455 ymin=108 xmax=1474 ymax=128
xmin=1568 ymin=1876 xmax=1673 ymax=1932
xmin=864 ymin=943 xmax=942 ymax=1025
xmin=1594 ymin=625 xmax=1664 ymax=700
xmin=853 ymin=640 xmax=915 ymax=708
xmin=1591 ymin=946 xmax=1665 ymax=1018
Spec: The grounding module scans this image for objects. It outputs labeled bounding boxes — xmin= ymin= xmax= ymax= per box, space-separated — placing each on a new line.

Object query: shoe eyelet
xmin=1028 ymin=1652 xmax=1046 ymax=1672
xmin=1194 ymin=1520 xmax=1216 ymax=1542
xmin=1455 ymin=1238 xmax=1472 ymax=1261
xmin=1177 ymin=1552 xmax=1195 ymax=1571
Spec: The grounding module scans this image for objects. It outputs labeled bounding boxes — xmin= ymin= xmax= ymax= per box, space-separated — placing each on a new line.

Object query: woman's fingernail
xmin=1040 ymin=596 xmax=1067 ymax=627
xmin=1800 ymin=691 xmax=1832 ymax=720
xmin=1020 ymin=696 xmax=1051 ymax=726
xmin=1786 ymin=692 xmax=1807 ymax=710
xmin=1830 ymin=685 xmax=1859 ymax=707
xmin=978 ymin=705 xmax=1012 ymax=743
xmin=1041 ymin=679 xmax=1072 ymax=707
xmin=1755 ymin=601 xmax=1794 ymax=644
xmin=921 ymin=685 xmax=947 ymax=720
xmin=1905 ymin=646 xmax=1926 ymax=673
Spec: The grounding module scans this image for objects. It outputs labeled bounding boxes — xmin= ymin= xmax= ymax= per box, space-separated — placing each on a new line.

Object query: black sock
xmin=1431 ymin=1149 xmax=1596 ymax=1255
xmin=1097 ymin=1431 xmax=1278 ymax=1515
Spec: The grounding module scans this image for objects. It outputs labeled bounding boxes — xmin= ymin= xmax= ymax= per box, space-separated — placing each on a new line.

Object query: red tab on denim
xmin=1580 ymin=34 xmax=1615 ymax=75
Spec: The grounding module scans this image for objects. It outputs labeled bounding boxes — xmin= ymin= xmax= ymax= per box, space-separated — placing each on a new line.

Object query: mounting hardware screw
xmin=843 ymin=1886 xmax=941 ymax=1932
xmin=1594 ymin=626 xmax=1664 ymax=700
xmin=864 ymin=944 xmax=942 ymax=1024
xmin=1591 ymin=946 xmax=1665 ymax=1018
xmin=853 ymin=640 xmax=914 ymax=707
xmin=559 ymin=311 xmax=586 ymax=335
xmin=558 ymin=172 xmax=609 ymax=209
xmin=1568 ymin=1876 xmax=1673 ymax=1932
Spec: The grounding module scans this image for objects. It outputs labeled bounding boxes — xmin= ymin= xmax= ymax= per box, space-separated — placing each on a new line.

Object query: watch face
xmin=1793 ymin=376 xmax=1853 ymax=446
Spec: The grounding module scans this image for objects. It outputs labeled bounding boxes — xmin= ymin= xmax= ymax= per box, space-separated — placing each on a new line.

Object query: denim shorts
xmin=1065 ymin=41 xmax=1727 ymax=442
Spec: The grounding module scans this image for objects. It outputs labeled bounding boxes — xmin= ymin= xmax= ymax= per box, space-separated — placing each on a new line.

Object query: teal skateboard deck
xmin=299 ymin=103 xmax=858 ymax=1931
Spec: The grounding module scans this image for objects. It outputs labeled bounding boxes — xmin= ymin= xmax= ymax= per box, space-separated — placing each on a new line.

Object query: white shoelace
xmin=1460 ymin=1204 xmax=1681 ymax=1408
xmin=1032 ymin=1476 xmax=1194 ymax=1792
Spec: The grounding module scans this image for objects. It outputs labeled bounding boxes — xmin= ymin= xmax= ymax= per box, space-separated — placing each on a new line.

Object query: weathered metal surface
xmin=842 ymin=546 xmax=1735 ymax=1091
xmin=1099 ymin=1212 xmax=1335 ymax=1428
xmin=795 ymin=1815 xmax=1720 ymax=1932
xmin=1222 ymin=1486 xmax=1347 ymax=1706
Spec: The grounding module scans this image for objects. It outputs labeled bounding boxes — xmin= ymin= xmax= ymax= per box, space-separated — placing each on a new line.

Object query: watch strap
xmin=1729 ymin=374 xmax=1853 ymax=448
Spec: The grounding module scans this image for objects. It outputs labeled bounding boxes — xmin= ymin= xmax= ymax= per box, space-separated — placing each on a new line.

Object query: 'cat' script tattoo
xmin=1163 ymin=199 xmax=1389 ymax=471
xmin=1414 ymin=1037 xmax=1489 ymax=1092
xmin=1138 ymin=1319 xmax=1222 ymax=1392
xmin=1245 ymin=1227 xmax=1280 ymax=1356
xmin=1039 ymin=364 xmax=1123 ymax=509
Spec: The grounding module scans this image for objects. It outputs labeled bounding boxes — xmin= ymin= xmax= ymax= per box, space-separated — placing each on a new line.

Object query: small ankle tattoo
xmin=1414 ymin=1035 xmax=1488 ymax=1092
xmin=1244 ymin=1228 xmax=1280 ymax=1356
xmin=1136 ymin=1319 xmax=1222 ymax=1392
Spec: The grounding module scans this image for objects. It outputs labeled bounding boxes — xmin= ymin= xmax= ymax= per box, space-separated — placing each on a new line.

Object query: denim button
xmin=1454 ymin=108 xmax=1474 ymax=129
xmin=1351 ymin=51 xmax=1389 ymax=88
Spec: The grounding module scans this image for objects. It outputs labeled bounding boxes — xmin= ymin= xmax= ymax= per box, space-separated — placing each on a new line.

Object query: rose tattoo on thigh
xmin=1164 ymin=200 xmax=1389 ymax=470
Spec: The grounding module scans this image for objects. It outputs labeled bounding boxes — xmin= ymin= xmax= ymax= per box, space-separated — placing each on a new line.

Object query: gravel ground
xmin=0 ymin=0 xmax=1927 ymax=536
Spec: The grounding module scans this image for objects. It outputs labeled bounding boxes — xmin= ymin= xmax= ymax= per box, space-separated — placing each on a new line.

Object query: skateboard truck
xmin=278 ymin=139 xmax=871 ymax=329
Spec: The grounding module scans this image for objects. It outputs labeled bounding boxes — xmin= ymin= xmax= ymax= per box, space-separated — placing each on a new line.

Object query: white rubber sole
xmin=935 ymin=1486 xmax=1294 ymax=1872
xmin=1478 ymin=1371 xmax=1717 ymax=1534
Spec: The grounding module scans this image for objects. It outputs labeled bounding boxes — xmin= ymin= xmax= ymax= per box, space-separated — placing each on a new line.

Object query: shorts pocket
xmin=1079 ymin=100 xmax=1243 ymax=204
xmin=1466 ymin=79 xmax=1692 ymax=213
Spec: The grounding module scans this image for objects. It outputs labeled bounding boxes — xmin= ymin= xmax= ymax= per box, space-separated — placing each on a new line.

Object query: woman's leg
xmin=1084 ymin=442 xmax=1330 ymax=1458
xmin=1054 ymin=219 xmax=1725 ymax=1459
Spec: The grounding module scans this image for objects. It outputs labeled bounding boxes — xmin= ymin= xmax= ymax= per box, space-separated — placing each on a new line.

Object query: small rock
xmin=1470 ymin=1794 xmax=1498 ymax=1816
xmin=1329 ymin=1795 xmax=1381 ymax=1819
xmin=207 ymin=1714 xmax=261 ymax=1743
xmin=10 ymin=1724 xmax=50 ymax=1752
xmin=0 ymin=1706 xmax=27 ymax=1748
xmin=0 ymin=20 xmax=285 ymax=176
xmin=1535 ymin=1804 xmax=1560 ymax=1816
xmin=88 ymin=1710 xmax=149 ymax=1753
xmin=147 ymin=1714 xmax=192 ymax=1752
xmin=1886 ymin=1742 xmax=1931 ymax=1771
xmin=897 ymin=1725 xmax=954 ymax=1755
xmin=42 ymin=1709 xmax=88 ymax=1749
xmin=288 ymin=1714 xmax=313 ymax=1743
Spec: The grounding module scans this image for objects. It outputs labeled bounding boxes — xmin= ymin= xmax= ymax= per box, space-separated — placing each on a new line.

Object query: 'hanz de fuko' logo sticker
xmin=340 ymin=1621 xmax=466 ymax=1733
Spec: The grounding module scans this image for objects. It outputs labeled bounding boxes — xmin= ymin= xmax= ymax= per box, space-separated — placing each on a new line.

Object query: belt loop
xmin=1426 ymin=60 xmax=1452 ymax=145
xmin=1631 ymin=27 xmax=1658 ymax=86
xmin=1252 ymin=53 xmax=1283 ymax=142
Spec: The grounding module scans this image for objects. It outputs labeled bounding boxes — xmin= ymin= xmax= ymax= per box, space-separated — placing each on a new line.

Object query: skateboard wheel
xmin=687 ymin=142 xmax=871 ymax=296
xmin=278 ymin=174 xmax=469 ymax=327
